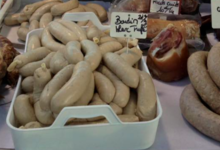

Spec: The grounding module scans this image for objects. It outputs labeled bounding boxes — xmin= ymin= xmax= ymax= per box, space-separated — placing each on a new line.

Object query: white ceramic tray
xmin=6 ymin=13 xmax=162 ymax=150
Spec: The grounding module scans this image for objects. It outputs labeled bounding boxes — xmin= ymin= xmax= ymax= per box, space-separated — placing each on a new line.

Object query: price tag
xmin=0 ymin=0 xmax=2 ymax=9
xmin=211 ymin=0 xmax=220 ymax=28
xmin=110 ymin=12 xmax=147 ymax=39
xmin=150 ymin=0 xmax=180 ymax=15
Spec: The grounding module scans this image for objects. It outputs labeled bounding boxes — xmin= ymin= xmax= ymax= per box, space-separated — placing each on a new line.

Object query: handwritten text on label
xmin=211 ymin=0 xmax=220 ymax=28
xmin=110 ymin=12 xmax=147 ymax=39
xmin=150 ymin=0 xmax=180 ymax=14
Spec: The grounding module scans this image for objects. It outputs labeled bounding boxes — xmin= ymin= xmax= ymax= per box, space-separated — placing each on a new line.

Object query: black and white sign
xmin=150 ymin=0 xmax=180 ymax=15
xmin=110 ymin=12 xmax=147 ymax=39
xmin=211 ymin=0 xmax=220 ymax=28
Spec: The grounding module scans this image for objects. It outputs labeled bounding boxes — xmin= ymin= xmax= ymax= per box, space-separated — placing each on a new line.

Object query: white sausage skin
xmin=34 ymin=101 xmax=54 ymax=125
xmin=58 ymin=20 xmax=87 ymax=41
xmin=74 ymin=73 xmax=94 ymax=106
xmin=110 ymin=102 xmax=122 ymax=115
xmin=41 ymin=27 xmax=65 ymax=52
xmin=123 ymin=91 xmax=137 ymax=115
xmin=14 ymin=94 xmax=37 ymax=125
xmin=17 ymin=27 xmax=29 ymax=41
xmin=22 ymin=0 xmax=61 ymax=17
xmin=94 ymin=71 xmax=115 ymax=103
xmin=86 ymin=3 xmax=107 ymax=22
xmin=103 ymin=53 xmax=139 ymax=88
xmin=29 ymin=20 xmax=39 ymax=31
xmin=4 ymin=13 xmax=20 ymax=26
xmin=23 ymin=121 xmax=43 ymax=129
xmin=8 ymin=47 xmax=51 ymax=71
xmin=64 ymin=41 xmax=83 ymax=64
xmin=29 ymin=2 xmax=60 ymax=22
xmin=21 ymin=76 xmax=34 ymax=93
xmin=50 ymin=51 xmax=69 ymax=74
xmin=99 ymin=41 xmax=123 ymax=55
xmin=98 ymin=65 xmax=130 ymax=108
xmin=21 ymin=22 xmax=29 ymax=28
xmin=48 ymin=22 xmax=79 ymax=44
xmin=19 ymin=52 xmax=55 ymax=77
xmin=51 ymin=0 xmax=79 ymax=16
xmin=81 ymin=40 xmax=102 ymax=71
xmin=40 ymin=64 xmax=74 ymax=111
xmin=51 ymin=61 xmax=92 ymax=114
xmin=33 ymin=64 xmax=52 ymax=104
xmin=136 ymin=70 xmax=157 ymax=121
xmin=120 ymin=47 xmax=142 ymax=66
xmin=40 ymin=13 xmax=53 ymax=28
xmin=27 ymin=35 xmax=41 ymax=52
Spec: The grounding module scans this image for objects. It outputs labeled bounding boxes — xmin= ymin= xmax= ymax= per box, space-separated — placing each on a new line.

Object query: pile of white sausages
xmin=8 ymin=20 xmax=157 ymax=129
xmin=4 ymin=0 xmax=108 ymax=41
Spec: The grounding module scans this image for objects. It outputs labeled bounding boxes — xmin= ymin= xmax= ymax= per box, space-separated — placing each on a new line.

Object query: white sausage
xmin=48 ymin=21 xmax=79 ymax=44
xmin=29 ymin=2 xmax=60 ymax=22
xmin=136 ymin=70 xmax=157 ymax=121
xmin=98 ymin=65 xmax=130 ymax=108
xmin=64 ymin=41 xmax=83 ymax=64
xmin=34 ymin=101 xmax=54 ymax=125
xmin=51 ymin=61 xmax=92 ymax=114
xmin=40 ymin=13 xmax=53 ymax=28
xmin=103 ymin=53 xmax=139 ymax=88
xmin=21 ymin=76 xmax=34 ymax=93
xmin=58 ymin=20 xmax=87 ymax=41
xmin=74 ymin=73 xmax=94 ymax=106
xmin=14 ymin=94 xmax=37 ymax=125
xmin=19 ymin=52 xmax=55 ymax=77
xmin=94 ymin=71 xmax=115 ymax=103
xmin=51 ymin=0 xmax=79 ymax=16
xmin=50 ymin=50 xmax=69 ymax=74
xmin=40 ymin=64 xmax=74 ymax=111
xmin=27 ymin=35 xmax=41 ymax=52
xmin=33 ymin=64 xmax=52 ymax=103
xmin=81 ymin=40 xmax=102 ymax=71
xmin=41 ymin=27 xmax=65 ymax=52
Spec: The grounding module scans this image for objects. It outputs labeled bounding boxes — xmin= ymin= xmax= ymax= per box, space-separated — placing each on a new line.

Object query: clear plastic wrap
xmin=181 ymin=0 xmax=200 ymax=14
xmin=110 ymin=0 xmax=200 ymax=14
xmin=110 ymin=0 xmax=151 ymax=13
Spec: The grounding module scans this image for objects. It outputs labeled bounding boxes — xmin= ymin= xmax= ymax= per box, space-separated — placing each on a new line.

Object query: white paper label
xmin=211 ymin=0 xmax=220 ymax=28
xmin=150 ymin=0 xmax=180 ymax=15
xmin=0 ymin=0 xmax=2 ymax=9
xmin=110 ymin=12 xmax=147 ymax=39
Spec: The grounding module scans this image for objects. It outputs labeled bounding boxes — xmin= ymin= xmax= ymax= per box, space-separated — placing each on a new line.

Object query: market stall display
xmin=0 ymin=0 xmax=219 ymax=149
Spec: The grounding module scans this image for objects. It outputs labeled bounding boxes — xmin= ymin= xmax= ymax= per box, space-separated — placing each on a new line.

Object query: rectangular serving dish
xmin=6 ymin=14 xmax=162 ymax=150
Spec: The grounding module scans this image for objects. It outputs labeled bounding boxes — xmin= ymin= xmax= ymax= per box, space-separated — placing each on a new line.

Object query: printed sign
xmin=211 ymin=0 xmax=220 ymax=28
xmin=150 ymin=0 xmax=180 ymax=15
xmin=0 ymin=0 xmax=3 ymax=9
xmin=110 ymin=12 xmax=147 ymax=39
